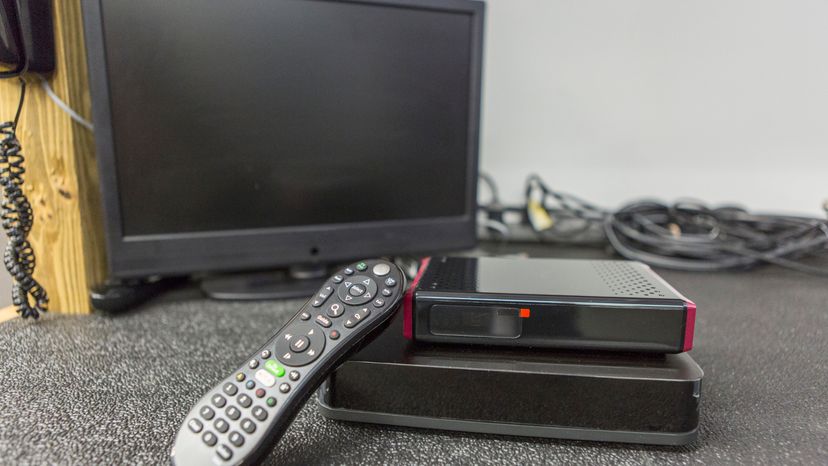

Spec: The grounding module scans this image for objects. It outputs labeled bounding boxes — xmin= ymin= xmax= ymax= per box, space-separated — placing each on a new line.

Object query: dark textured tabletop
xmin=1 ymin=245 xmax=827 ymax=465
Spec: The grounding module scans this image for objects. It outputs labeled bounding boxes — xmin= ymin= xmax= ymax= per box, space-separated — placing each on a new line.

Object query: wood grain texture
xmin=0 ymin=0 xmax=105 ymax=314
xmin=0 ymin=305 xmax=17 ymax=323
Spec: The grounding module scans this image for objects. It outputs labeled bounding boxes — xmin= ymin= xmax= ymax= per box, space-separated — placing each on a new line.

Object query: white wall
xmin=480 ymin=0 xmax=828 ymax=215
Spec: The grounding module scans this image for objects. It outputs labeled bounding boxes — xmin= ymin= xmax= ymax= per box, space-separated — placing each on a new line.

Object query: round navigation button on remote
xmin=337 ymin=275 xmax=377 ymax=305
xmin=275 ymin=323 xmax=326 ymax=367
xmin=290 ymin=336 xmax=310 ymax=353
xmin=372 ymin=263 xmax=391 ymax=276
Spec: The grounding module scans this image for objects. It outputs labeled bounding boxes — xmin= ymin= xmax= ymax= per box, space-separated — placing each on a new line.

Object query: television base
xmin=200 ymin=264 xmax=328 ymax=300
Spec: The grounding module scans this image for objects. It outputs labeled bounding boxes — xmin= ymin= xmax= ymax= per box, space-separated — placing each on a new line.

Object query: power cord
xmin=1 ymin=78 xmax=49 ymax=318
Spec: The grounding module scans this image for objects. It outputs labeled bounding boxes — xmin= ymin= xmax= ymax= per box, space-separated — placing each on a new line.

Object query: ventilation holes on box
xmin=593 ymin=261 xmax=665 ymax=298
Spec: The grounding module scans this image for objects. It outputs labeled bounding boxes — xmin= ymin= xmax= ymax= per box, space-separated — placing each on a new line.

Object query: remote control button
xmin=289 ymin=370 xmax=300 ymax=381
xmin=300 ymin=311 xmax=311 ymax=320
xmin=216 ymin=444 xmax=233 ymax=461
xmin=254 ymin=369 xmax=276 ymax=387
xmin=279 ymin=383 xmax=291 ymax=394
xmin=214 ymin=418 xmax=229 ymax=434
xmin=343 ymin=267 xmax=355 ymax=275
xmin=349 ymin=284 xmax=366 ymax=296
xmin=381 ymin=288 xmax=392 ymax=297
xmin=264 ymin=360 xmax=286 ymax=377
xmin=202 ymin=431 xmax=217 ymax=447
xmin=332 ymin=274 xmax=344 ymax=284
xmin=372 ymin=263 xmax=391 ymax=276
xmin=356 ymin=262 xmax=368 ymax=272
xmin=290 ymin=335 xmax=310 ymax=352
xmin=344 ymin=307 xmax=371 ymax=328
xmin=229 ymin=431 xmax=245 ymax=447
xmin=238 ymin=395 xmax=252 ymax=408
xmin=225 ymin=406 xmax=241 ymax=421
xmin=255 ymin=388 xmax=265 ymax=398
xmin=245 ymin=380 xmax=255 ymax=389
xmin=312 ymin=284 xmax=334 ymax=307
xmin=329 ymin=330 xmax=340 ymax=340
xmin=276 ymin=323 xmax=326 ymax=366
xmin=385 ymin=277 xmax=397 ymax=287
xmin=315 ymin=315 xmax=332 ymax=328
xmin=326 ymin=302 xmax=344 ymax=318
xmin=338 ymin=276 xmax=377 ymax=305
xmin=260 ymin=350 xmax=271 ymax=359
xmin=200 ymin=406 xmax=215 ymax=420
xmin=248 ymin=359 xmax=259 ymax=369
xmin=187 ymin=418 xmax=203 ymax=433
xmin=373 ymin=298 xmax=385 ymax=308
xmin=253 ymin=406 xmax=269 ymax=420
xmin=240 ymin=418 xmax=256 ymax=434
xmin=212 ymin=395 xmax=226 ymax=408
xmin=222 ymin=383 xmax=238 ymax=396
xmin=235 ymin=373 xmax=245 ymax=382
xmin=266 ymin=397 xmax=277 ymax=408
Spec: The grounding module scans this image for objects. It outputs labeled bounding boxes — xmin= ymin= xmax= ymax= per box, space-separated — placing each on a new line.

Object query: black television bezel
xmin=81 ymin=0 xmax=484 ymax=278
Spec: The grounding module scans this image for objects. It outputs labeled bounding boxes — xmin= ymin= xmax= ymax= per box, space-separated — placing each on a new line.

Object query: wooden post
xmin=0 ymin=0 xmax=106 ymax=314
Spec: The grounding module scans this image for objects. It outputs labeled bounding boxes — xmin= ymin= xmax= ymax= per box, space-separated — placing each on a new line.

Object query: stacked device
xmin=318 ymin=256 xmax=702 ymax=445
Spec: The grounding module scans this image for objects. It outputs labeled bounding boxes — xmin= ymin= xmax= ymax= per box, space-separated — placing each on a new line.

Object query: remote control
xmin=171 ymin=260 xmax=406 ymax=466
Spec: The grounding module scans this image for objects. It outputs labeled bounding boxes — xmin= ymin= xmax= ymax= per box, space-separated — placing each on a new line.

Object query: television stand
xmin=200 ymin=264 xmax=329 ymax=300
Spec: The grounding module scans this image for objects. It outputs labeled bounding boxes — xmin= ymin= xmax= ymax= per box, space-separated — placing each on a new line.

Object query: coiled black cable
xmin=604 ymin=200 xmax=828 ymax=275
xmin=1 ymin=79 xmax=49 ymax=318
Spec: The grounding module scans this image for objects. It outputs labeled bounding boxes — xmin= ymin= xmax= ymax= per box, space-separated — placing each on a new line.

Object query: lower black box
xmin=317 ymin=313 xmax=703 ymax=446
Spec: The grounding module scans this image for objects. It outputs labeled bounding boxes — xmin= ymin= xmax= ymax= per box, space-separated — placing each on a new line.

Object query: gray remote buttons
xmin=171 ymin=260 xmax=406 ymax=465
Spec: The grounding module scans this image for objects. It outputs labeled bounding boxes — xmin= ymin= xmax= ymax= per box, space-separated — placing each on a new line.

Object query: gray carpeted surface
xmin=1 ymin=248 xmax=827 ymax=465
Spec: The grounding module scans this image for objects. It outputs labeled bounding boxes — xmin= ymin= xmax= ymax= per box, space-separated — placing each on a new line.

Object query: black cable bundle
xmin=1 ymin=79 xmax=48 ymax=318
xmin=605 ymin=200 xmax=828 ymax=275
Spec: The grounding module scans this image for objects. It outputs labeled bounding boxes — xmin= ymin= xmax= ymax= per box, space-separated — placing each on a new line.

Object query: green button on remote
xmin=356 ymin=262 xmax=367 ymax=271
xmin=264 ymin=360 xmax=285 ymax=377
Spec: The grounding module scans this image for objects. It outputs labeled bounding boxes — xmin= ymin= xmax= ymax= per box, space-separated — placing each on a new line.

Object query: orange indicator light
xmin=519 ymin=308 xmax=531 ymax=318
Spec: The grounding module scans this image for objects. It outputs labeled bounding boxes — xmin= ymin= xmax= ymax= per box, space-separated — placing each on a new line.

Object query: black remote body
xmin=171 ymin=260 xmax=406 ymax=466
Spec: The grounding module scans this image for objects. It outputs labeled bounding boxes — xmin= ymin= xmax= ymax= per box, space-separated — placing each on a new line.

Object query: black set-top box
xmin=318 ymin=312 xmax=703 ymax=445
xmin=404 ymin=257 xmax=696 ymax=353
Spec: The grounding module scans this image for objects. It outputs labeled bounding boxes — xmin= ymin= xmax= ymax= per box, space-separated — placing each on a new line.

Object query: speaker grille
xmin=593 ymin=261 xmax=666 ymax=298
